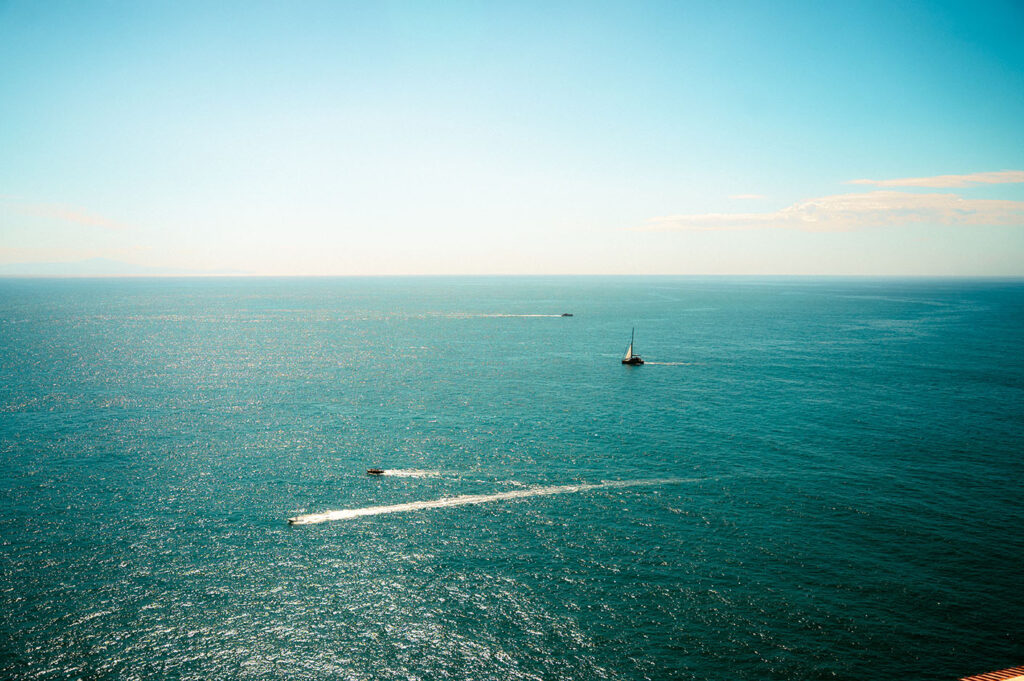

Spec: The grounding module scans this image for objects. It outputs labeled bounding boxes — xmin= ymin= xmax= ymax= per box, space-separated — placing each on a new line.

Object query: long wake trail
xmin=288 ymin=477 xmax=692 ymax=525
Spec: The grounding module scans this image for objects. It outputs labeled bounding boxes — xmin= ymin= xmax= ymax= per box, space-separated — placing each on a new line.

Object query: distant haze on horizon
xmin=2 ymin=1 xmax=1023 ymax=276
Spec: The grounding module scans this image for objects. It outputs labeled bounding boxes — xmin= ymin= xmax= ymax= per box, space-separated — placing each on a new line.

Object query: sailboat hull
xmin=622 ymin=356 xmax=644 ymax=365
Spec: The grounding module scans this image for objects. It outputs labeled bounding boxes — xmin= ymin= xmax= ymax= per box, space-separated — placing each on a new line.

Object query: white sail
xmin=625 ymin=327 xmax=637 ymax=360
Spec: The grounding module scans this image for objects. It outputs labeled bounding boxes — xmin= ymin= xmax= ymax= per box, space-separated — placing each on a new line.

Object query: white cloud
xmin=641 ymin=190 xmax=1024 ymax=232
xmin=848 ymin=170 xmax=1024 ymax=188
xmin=2 ymin=199 xmax=126 ymax=230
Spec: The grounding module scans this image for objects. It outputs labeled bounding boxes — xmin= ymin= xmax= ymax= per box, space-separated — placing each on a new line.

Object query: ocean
xmin=1 ymin=276 xmax=1022 ymax=680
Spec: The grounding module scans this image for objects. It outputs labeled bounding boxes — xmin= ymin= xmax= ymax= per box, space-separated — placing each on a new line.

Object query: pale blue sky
xmin=2 ymin=0 xmax=1023 ymax=275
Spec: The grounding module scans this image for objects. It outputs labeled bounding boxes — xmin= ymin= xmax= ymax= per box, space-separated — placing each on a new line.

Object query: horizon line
xmin=2 ymin=272 xmax=1023 ymax=280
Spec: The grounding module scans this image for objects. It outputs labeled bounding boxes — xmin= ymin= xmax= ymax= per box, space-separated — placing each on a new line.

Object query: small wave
xmin=380 ymin=469 xmax=440 ymax=478
xmin=288 ymin=477 xmax=693 ymax=525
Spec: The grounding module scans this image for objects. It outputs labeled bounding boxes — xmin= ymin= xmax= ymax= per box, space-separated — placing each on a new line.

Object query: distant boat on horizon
xmin=622 ymin=328 xmax=644 ymax=365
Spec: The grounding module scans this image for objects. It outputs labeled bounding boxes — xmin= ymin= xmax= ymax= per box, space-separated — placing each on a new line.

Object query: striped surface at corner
xmin=960 ymin=666 xmax=1024 ymax=681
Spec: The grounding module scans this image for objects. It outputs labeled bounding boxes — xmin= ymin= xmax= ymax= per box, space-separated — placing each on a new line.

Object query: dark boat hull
xmin=622 ymin=357 xmax=644 ymax=365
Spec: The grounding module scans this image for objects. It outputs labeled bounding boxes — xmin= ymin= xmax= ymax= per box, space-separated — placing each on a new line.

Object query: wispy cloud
xmin=2 ymin=198 xmax=127 ymax=230
xmin=641 ymin=191 xmax=1024 ymax=232
xmin=848 ymin=170 xmax=1024 ymax=188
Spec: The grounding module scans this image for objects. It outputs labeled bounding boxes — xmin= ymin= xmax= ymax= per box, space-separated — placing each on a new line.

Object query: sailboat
xmin=621 ymin=328 xmax=644 ymax=365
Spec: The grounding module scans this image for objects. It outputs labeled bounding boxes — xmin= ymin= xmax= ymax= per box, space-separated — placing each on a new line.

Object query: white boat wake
xmin=642 ymin=361 xmax=698 ymax=366
xmin=450 ymin=313 xmax=566 ymax=318
xmin=378 ymin=469 xmax=440 ymax=478
xmin=288 ymin=477 xmax=692 ymax=525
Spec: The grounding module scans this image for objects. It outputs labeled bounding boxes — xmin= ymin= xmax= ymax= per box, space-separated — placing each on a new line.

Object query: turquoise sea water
xmin=1 ymin=276 xmax=1022 ymax=680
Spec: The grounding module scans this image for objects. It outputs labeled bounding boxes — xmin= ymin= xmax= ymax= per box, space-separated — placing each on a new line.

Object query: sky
xmin=2 ymin=0 xmax=1023 ymax=276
